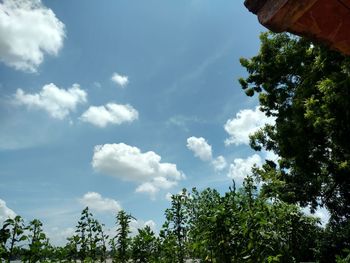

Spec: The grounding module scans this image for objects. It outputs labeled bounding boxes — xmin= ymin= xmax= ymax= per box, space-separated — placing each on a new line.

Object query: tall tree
xmin=24 ymin=219 xmax=49 ymax=263
xmin=239 ymin=31 xmax=350 ymax=260
xmin=110 ymin=210 xmax=134 ymax=263
xmin=131 ymin=225 xmax=158 ymax=263
xmin=163 ymin=190 xmax=189 ymax=263
xmin=0 ymin=216 xmax=26 ymax=263
xmin=74 ymin=207 xmax=101 ymax=262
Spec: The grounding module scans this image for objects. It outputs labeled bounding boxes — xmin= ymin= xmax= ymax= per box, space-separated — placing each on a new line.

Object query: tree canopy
xmin=239 ymin=32 xmax=350 ymax=220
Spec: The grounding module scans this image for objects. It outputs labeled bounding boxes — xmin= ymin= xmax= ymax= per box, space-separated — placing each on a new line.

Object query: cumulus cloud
xmin=186 ymin=136 xmax=212 ymax=161
xmin=79 ymin=192 xmax=121 ymax=213
xmin=0 ymin=0 xmax=65 ymax=72
xmin=227 ymin=154 xmax=262 ymax=182
xmin=136 ymin=177 xmax=177 ymax=198
xmin=111 ymin=73 xmax=129 ymax=88
xmin=224 ymin=106 xmax=275 ymax=146
xmin=212 ymin=155 xmax=227 ymax=171
xmin=135 ymin=183 xmax=158 ymax=196
xmin=92 ymin=143 xmax=185 ymax=197
xmin=0 ymin=198 xmax=16 ymax=224
xmin=80 ymin=103 xmax=138 ymax=128
xmin=14 ymin=83 xmax=87 ymax=119
xmin=186 ymin=136 xmax=227 ymax=171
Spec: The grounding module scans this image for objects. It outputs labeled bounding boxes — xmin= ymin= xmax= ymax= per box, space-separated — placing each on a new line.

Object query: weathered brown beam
xmin=244 ymin=0 xmax=350 ymax=55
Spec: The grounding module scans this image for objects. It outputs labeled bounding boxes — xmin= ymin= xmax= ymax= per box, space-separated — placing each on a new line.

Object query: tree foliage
xmin=239 ymin=32 xmax=350 ymax=261
xmin=239 ymin=32 xmax=350 ymax=219
xmin=110 ymin=210 xmax=134 ymax=263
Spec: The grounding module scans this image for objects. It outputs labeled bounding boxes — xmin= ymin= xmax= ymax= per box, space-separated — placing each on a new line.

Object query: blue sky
xmin=0 ymin=0 xmax=286 ymax=244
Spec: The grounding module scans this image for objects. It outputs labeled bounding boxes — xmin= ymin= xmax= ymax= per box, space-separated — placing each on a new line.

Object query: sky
xmin=0 ymin=0 xmax=328 ymax=245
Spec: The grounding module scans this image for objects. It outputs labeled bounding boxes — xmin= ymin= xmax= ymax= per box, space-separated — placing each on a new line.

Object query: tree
xmin=239 ymin=31 xmax=350 ymax=260
xmin=131 ymin=225 xmax=158 ymax=263
xmin=110 ymin=210 xmax=134 ymax=263
xmin=74 ymin=207 xmax=102 ymax=262
xmin=163 ymin=189 xmax=189 ymax=263
xmin=24 ymin=219 xmax=49 ymax=263
xmin=64 ymin=235 xmax=79 ymax=263
xmin=95 ymin=222 xmax=109 ymax=263
xmin=186 ymin=187 xmax=236 ymax=262
xmin=0 ymin=216 xmax=26 ymax=263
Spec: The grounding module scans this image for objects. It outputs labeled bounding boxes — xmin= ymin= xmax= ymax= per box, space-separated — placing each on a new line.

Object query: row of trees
xmin=0 ymin=177 xmax=345 ymax=262
xmin=0 ymin=216 xmax=51 ymax=263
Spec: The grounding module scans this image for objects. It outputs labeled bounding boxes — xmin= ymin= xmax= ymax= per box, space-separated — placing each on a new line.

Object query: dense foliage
xmin=0 ymin=180 xmax=328 ymax=262
xmin=239 ymin=32 xmax=350 ymax=260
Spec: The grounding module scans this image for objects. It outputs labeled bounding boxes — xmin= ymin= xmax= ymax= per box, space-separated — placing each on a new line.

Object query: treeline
xmin=1 ymin=177 xmax=348 ymax=262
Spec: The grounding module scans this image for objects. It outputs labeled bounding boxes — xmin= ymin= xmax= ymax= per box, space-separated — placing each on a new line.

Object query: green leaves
xmin=72 ymin=207 xmax=107 ymax=262
xmin=238 ymin=32 xmax=350 ymax=260
xmin=110 ymin=210 xmax=134 ymax=263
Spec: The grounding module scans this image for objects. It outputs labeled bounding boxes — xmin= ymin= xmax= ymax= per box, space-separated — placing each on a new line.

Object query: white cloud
xmin=227 ymin=154 xmax=262 ymax=182
xmin=46 ymin=227 xmax=75 ymax=246
xmin=0 ymin=198 xmax=16 ymax=224
xmin=14 ymin=83 xmax=87 ymax=119
xmin=186 ymin=136 xmax=227 ymax=172
xmin=79 ymin=192 xmax=122 ymax=213
xmin=224 ymin=106 xmax=275 ymax=146
xmin=0 ymin=0 xmax=65 ymax=72
xmin=136 ymin=177 xmax=177 ymax=198
xmin=165 ymin=192 xmax=173 ymax=201
xmin=80 ymin=103 xmax=138 ymax=128
xmin=212 ymin=155 xmax=227 ymax=171
xmin=186 ymin=136 xmax=212 ymax=161
xmin=135 ymin=183 xmax=158 ymax=196
xmin=111 ymin=73 xmax=129 ymax=88
xmin=92 ymin=143 xmax=185 ymax=197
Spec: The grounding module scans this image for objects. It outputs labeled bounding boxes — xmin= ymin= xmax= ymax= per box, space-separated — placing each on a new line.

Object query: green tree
xmin=163 ymin=190 xmax=189 ymax=263
xmin=110 ymin=210 xmax=134 ymax=263
xmin=62 ymin=234 xmax=79 ymax=263
xmin=186 ymin=187 xmax=236 ymax=262
xmin=239 ymin=31 xmax=350 ymax=261
xmin=74 ymin=207 xmax=102 ymax=262
xmin=0 ymin=216 xmax=27 ymax=263
xmin=131 ymin=225 xmax=158 ymax=263
xmin=239 ymin=32 xmax=350 ymax=219
xmin=24 ymin=219 xmax=49 ymax=263
xmin=96 ymin=222 xmax=108 ymax=263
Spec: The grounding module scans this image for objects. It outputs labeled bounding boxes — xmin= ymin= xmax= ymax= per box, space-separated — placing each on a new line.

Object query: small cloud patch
xmin=111 ymin=73 xmax=129 ymax=88
xmin=80 ymin=103 xmax=138 ymax=128
xmin=79 ymin=192 xmax=121 ymax=213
